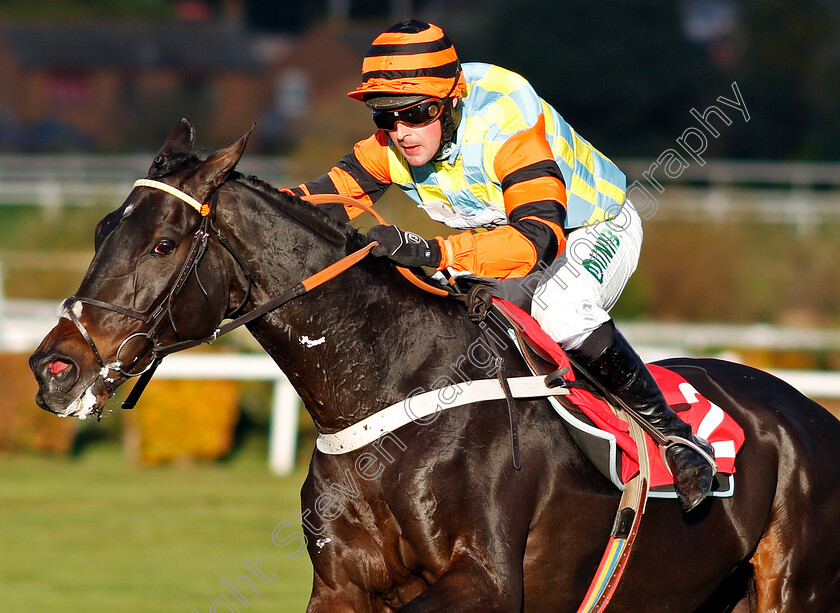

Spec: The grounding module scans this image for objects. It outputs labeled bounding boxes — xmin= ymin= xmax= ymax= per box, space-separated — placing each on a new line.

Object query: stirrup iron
xmin=659 ymin=434 xmax=718 ymax=476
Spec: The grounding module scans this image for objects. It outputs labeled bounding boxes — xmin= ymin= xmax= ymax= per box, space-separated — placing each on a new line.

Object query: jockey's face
xmin=388 ymin=119 xmax=442 ymax=167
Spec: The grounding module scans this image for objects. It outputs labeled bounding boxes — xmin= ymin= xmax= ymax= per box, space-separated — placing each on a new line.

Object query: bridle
xmin=61 ymin=179 xmax=254 ymax=381
xmin=61 ymin=178 xmax=450 ymax=410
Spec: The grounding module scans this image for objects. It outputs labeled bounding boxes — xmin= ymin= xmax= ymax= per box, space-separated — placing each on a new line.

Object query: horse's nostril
xmin=48 ymin=360 xmax=71 ymax=376
xmin=41 ymin=357 xmax=77 ymax=387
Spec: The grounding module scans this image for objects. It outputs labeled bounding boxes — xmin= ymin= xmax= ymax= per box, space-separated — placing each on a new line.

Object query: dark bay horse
xmin=30 ymin=119 xmax=840 ymax=611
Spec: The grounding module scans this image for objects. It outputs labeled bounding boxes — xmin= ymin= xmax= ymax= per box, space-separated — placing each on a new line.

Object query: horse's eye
xmin=153 ymin=239 xmax=176 ymax=256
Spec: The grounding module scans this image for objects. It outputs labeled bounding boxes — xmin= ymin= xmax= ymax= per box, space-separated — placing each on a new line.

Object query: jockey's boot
xmin=566 ymin=321 xmax=716 ymax=513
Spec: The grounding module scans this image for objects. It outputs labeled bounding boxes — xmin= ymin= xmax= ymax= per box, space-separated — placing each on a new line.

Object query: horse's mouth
xmin=36 ymin=375 xmax=114 ymax=421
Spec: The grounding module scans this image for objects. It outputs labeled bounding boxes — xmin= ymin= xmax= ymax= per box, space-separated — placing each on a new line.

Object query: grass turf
xmin=0 ymin=441 xmax=314 ymax=612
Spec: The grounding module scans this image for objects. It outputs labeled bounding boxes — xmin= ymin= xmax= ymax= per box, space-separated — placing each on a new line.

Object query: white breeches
xmin=531 ymin=200 xmax=643 ymax=349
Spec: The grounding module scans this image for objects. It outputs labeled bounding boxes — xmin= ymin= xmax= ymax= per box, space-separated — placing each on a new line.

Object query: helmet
xmin=349 ymin=20 xmax=466 ymax=158
xmin=347 ymin=19 xmax=466 ymax=105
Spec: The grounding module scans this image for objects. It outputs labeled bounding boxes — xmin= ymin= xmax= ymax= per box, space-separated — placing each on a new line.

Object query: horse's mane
xmin=150 ymin=151 xmax=368 ymax=252
xmin=231 ymin=172 xmax=369 ymax=251
xmin=151 ymin=151 xmax=453 ymax=293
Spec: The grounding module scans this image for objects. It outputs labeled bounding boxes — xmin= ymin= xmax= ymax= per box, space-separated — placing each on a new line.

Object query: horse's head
xmin=29 ymin=118 xmax=252 ymax=419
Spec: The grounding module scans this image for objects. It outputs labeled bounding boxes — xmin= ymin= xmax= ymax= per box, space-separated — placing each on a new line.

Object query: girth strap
xmin=576 ymin=411 xmax=650 ymax=612
xmin=466 ymin=283 xmax=521 ymax=469
xmin=483 ymin=298 xmax=652 ymax=612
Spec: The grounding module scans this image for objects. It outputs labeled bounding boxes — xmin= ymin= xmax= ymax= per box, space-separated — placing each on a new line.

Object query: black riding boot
xmin=566 ymin=321 xmax=716 ymax=513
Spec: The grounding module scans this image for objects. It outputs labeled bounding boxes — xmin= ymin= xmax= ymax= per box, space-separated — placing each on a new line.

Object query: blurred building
xmin=0 ymin=20 xmax=276 ymax=151
xmin=0 ymin=17 xmax=369 ymax=153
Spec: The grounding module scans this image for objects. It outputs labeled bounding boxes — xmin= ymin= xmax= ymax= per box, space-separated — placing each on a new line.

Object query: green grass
xmin=0 ymin=442 xmax=314 ymax=612
xmin=0 ymin=205 xmax=108 ymax=250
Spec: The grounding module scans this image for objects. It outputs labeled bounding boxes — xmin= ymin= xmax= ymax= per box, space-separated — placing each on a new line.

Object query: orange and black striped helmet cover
xmin=347 ymin=19 xmax=467 ymax=102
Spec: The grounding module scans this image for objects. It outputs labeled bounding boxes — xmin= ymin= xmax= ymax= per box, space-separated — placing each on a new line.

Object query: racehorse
xmin=30 ymin=119 xmax=840 ymax=612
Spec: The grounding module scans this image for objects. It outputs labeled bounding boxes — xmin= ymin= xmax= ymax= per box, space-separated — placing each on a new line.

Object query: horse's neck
xmin=221 ymin=190 xmax=469 ymax=434
xmin=248 ymin=266 xmax=454 ymax=434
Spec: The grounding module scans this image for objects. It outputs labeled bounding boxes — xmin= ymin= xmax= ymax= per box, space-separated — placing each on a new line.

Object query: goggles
xmin=371 ymin=99 xmax=444 ymax=131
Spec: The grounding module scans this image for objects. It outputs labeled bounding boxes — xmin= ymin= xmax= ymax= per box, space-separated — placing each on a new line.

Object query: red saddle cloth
xmin=493 ymin=299 xmax=745 ymax=487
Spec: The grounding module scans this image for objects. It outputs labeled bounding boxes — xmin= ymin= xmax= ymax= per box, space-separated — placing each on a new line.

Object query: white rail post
xmin=269 ymin=375 xmax=300 ymax=476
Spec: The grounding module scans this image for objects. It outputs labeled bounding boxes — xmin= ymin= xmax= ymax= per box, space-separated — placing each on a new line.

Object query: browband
xmin=133 ymin=179 xmax=210 ymax=216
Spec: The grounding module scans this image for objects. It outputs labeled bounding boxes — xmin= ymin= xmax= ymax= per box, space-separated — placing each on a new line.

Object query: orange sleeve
xmin=436 ymin=226 xmax=539 ymax=279
xmin=431 ymin=115 xmax=570 ymax=279
xmin=439 ymin=113 xmax=567 ymax=276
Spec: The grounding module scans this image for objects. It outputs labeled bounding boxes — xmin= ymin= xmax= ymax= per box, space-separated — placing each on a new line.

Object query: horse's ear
xmin=188 ymin=123 xmax=255 ymax=201
xmin=149 ymin=117 xmax=195 ymax=173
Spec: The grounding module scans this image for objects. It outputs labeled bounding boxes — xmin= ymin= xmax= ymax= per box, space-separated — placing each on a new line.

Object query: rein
xmin=67 ymin=176 xmax=651 ymax=607
xmin=153 ymin=241 xmax=377 ymax=358
xmin=301 ymin=194 xmax=450 ymax=297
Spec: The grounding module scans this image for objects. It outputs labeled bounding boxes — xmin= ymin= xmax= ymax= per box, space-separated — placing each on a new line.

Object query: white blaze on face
xmin=299 ymin=335 xmax=326 ymax=348
xmin=58 ymin=300 xmax=84 ymax=323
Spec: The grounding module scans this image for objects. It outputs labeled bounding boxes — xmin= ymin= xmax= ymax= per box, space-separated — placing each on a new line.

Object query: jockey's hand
xmin=367 ymin=224 xmax=441 ymax=268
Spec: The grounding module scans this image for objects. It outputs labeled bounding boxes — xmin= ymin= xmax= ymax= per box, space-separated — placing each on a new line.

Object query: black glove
xmin=367 ymin=224 xmax=442 ymax=268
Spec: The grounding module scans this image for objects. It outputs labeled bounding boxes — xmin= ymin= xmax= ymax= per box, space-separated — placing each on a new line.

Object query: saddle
xmin=488 ymin=297 xmax=745 ymax=498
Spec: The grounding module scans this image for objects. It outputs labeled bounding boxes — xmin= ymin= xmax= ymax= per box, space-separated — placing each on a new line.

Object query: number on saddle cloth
xmin=490 ymin=298 xmax=746 ymax=500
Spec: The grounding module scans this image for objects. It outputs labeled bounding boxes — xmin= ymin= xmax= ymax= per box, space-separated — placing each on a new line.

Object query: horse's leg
xmin=748 ymin=514 xmax=831 ymax=613
xmin=750 ymin=458 xmax=840 ymax=610
xmin=398 ymin=554 xmax=521 ymax=613
xmin=750 ymin=516 xmax=793 ymax=612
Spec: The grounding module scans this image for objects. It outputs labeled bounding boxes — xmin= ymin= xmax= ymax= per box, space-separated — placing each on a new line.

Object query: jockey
xmin=287 ymin=19 xmax=715 ymax=512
